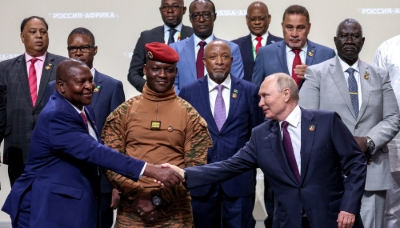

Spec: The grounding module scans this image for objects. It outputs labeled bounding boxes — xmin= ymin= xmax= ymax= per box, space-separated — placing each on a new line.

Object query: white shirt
xmin=164 ymin=23 xmax=183 ymax=44
xmin=90 ymin=67 xmax=96 ymax=79
xmin=285 ymin=43 xmax=307 ymax=76
xmin=338 ymin=58 xmax=362 ymax=110
xmin=251 ymin=32 xmax=269 ymax=59
xmin=207 ymin=74 xmax=231 ymax=119
xmin=279 ymin=105 xmax=302 ymax=174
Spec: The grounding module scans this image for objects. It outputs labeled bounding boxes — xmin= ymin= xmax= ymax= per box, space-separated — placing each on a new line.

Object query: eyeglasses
xmin=67 ymin=45 xmax=95 ymax=53
xmin=190 ymin=12 xmax=214 ymax=21
xmin=159 ymin=4 xmax=183 ymax=12
xmin=338 ymin=34 xmax=362 ymax=41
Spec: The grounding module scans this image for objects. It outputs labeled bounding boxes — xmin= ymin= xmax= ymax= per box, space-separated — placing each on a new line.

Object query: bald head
xmin=336 ymin=18 xmax=362 ymax=36
xmin=56 ymin=59 xmax=89 ymax=82
xmin=203 ymin=40 xmax=232 ymax=84
xmin=246 ymin=1 xmax=271 ymax=36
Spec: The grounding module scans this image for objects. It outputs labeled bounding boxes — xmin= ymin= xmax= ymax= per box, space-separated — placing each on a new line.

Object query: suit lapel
xmin=155 ymin=26 xmax=165 ymax=43
xmin=305 ymin=41 xmax=315 ymax=66
xmin=199 ymin=77 xmax=219 ymax=133
xmin=84 ymin=107 xmax=100 ymax=140
xmin=183 ymin=36 xmax=197 ymax=80
xmin=17 ymin=55 xmax=33 ymax=107
xmin=91 ymin=70 xmax=102 ymax=109
xmin=181 ymin=25 xmax=192 ymax=40
xmin=269 ymin=121 xmax=299 ymax=184
xmin=244 ymin=35 xmax=255 ymax=60
xmin=36 ymin=53 xmax=56 ymax=109
xmin=358 ymin=60 xmax=372 ymax=120
xmin=277 ymin=42 xmax=290 ymax=74
xmin=299 ymin=108 xmax=315 ymax=184
xmin=220 ymin=77 xmax=242 ymax=133
xmin=330 ymin=57 xmax=357 ymax=119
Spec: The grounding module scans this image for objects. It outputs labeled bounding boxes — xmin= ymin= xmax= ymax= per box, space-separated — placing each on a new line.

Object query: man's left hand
xmin=337 ymin=211 xmax=355 ymax=228
xmin=294 ymin=64 xmax=308 ymax=79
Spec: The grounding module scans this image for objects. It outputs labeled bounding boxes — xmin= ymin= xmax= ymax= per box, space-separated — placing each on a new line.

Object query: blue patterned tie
xmin=214 ymin=85 xmax=226 ymax=131
xmin=346 ymin=68 xmax=359 ymax=118
xmin=168 ymin=29 xmax=177 ymax=45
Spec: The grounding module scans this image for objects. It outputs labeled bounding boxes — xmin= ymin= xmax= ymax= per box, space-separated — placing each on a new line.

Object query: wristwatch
xmin=152 ymin=195 xmax=162 ymax=206
xmin=366 ymin=136 xmax=375 ymax=152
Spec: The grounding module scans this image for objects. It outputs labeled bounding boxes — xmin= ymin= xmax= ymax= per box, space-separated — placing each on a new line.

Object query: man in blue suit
xmin=170 ymin=0 xmax=244 ymax=94
xmin=169 ymin=73 xmax=367 ymax=228
xmin=2 ymin=59 xmax=183 ymax=228
xmin=44 ymin=28 xmax=125 ymax=228
xmin=179 ymin=40 xmax=264 ymax=228
xmin=252 ymin=5 xmax=336 ymax=89
xmin=232 ymin=1 xmax=283 ymax=82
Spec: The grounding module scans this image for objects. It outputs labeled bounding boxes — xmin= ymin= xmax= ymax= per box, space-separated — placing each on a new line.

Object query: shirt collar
xmin=90 ymin=67 xmax=96 ymax=79
xmin=194 ymin=34 xmax=215 ymax=46
xmin=338 ymin=57 xmax=360 ymax=73
xmin=25 ymin=52 xmax=46 ymax=62
xmin=285 ymin=42 xmax=308 ymax=54
xmin=279 ymin=105 xmax=301 ymax=128
xmin=250 ymin=32 xmax=269 ymax=41
xmin=164 ymin=23 xmax=183 ymax=33
xmin=207 ymin=74 xmax=231 ymax=93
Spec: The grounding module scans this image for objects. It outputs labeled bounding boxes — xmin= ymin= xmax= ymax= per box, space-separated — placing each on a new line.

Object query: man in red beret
xmin=102 ymin=42 xmax=212 ymax=227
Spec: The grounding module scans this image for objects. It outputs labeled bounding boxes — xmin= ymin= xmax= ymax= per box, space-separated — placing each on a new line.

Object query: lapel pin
xmin=271 ymin=40 xmax=275 ymax=44
xmin=233 ymin=89 xmax=238 ymax=94
xmin=45 ymin=63 xmax=52 ymax=70
xmin=168 ymin=126 xmax=173 ymax=132
xmin=308 ymin=50 xmax=314 ymax=57
xmin=309 ymin=125 xmax=315 ymax=131
xmin=93 ymin=85 xmax=101 ymax=92
xmin=364 ymin=71 xmax=370 ymax=80
xmin=232 ymin=93 xmax=237 ymax=98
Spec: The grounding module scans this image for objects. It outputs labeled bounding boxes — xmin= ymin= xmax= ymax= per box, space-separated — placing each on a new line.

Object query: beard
xmin=212 ymin=72 xmax=226 ymax=82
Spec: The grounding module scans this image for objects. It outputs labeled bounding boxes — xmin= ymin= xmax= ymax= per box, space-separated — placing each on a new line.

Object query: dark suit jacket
xmin=0 ymin=53 xmax=66 ymax=164
xmin=44 ymin=70 xmax=125 ymax=193
xmin=232 ymin=33 xmax=283 ymax=82
xmin=0 ymin=84 xmax=6 ymax=144
xmin=2 ymin=91 xmax=145 ymax=228
xmin=127 ymin=25 xmax=193 ymax=92
xmin=185 ymin=108 xmax=366 ymax=228
xmin=179 ymin=76 xmax=264 ymax=197
xmin=252 ymin=40 xmax=336 ymax=88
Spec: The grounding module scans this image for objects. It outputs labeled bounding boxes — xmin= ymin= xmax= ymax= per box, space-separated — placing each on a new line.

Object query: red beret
xmin=145 ymin=42 xmax=179 ymax=64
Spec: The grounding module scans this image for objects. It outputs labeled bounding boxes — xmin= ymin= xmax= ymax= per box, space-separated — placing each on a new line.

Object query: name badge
xmin=151 ymin=121 xmax=161 ymax=130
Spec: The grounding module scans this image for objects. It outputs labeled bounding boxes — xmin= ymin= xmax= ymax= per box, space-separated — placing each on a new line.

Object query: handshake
xmin=143 ymin=163 xmax=185 ymax=187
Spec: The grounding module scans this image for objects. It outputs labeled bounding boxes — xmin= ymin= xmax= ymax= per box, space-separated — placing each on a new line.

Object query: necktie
xmin=291 ymin=49 xmax=301 ymax=87
xmin=281 ymin=121 xmax=300 ymax=182
xmin=80 ymin=112 xmax=89 ymax=131
xmin=255 ymin=36 xmax=262 ymax=54
xmin=196 ymin=41 xmax=207 ymax=79
xmin=28 ymin=58 xmax=39 ymax=106
xmin=168 ymin=29 xmax=177 ymax=45
xmin=346 ymin=68 xmax=359 ymax=118
xmin=214 ymin=85 xmax=226 ymax=131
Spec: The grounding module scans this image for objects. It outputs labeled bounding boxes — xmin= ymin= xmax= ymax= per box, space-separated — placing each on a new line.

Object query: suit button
xmin=31 ymin=111 xmax=35 ymax=115
xmin=218 ymin=136 xmax=221 ymax=139
xmin=300 ymin=188 xmax=303 ymax=191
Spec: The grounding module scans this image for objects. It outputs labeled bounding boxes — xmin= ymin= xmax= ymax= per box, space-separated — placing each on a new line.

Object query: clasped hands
xmin=143 ymin=163 xmax=184 ymax=187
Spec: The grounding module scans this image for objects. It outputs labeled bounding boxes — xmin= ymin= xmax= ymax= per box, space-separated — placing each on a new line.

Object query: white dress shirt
xmin=279 ymin=105 xmax=302 ymax=174
xmin=164 ymin=23 xmax=183 ymax=44
xmin=207 ymin=74 xmax=231 ymax=119
xmin=338 ymin=58 xmax=362 ymax=110
xmin=251 ymin=32 xmax=269 ymax=59
xmin=285 ymin=43 xmax=307 ymax=76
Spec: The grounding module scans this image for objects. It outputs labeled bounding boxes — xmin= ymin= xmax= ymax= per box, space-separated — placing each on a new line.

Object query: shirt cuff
xmin=139 ymin=162 xmax=147 ymax=178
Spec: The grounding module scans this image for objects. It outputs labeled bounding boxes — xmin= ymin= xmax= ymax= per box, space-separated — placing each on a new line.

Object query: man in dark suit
xmin=44 ymin=27 xmax=125 ymax=228
xmin=179 ymin=40 xmax=264 ymax=228
xmin=127 ymin=0 xmax=193 ymax=92
xmin=232 ymin=1 xmax=283 ymax=82
xmin=0 ymin=16 xmax=66 ymax=186
xmin=1 ymin=59 xmax=183 ymax=228
xmin=168 ymin=73 xmax=367 ymax=228
xmin=252 ymin=5 xmax=336 ymax=89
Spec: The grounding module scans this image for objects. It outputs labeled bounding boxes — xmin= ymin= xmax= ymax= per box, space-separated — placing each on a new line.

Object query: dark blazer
xmin=0 ymin=53 xmax=66 ymax=164
xmin=44 ymin=70 xmax=125 ymax=193
xmin=185 ymin=108 xmax=366 ymax=228
xmin=0 ymin=84 xmax=6 ymax=144
xmin=179 ymin=76 xmax=264 ymax=197
xmin=252 ymin=40 xmax=336 ymax=88
xmin=2 ymin=91 xmax=145 ymax=228
xmin=127 ymin=25 xmax=193 ymax=92
xmin=232 ymin=33 xmax=283 ymax=82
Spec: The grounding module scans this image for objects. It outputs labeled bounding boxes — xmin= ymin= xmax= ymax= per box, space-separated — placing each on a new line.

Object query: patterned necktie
xmin=28 ymin=58 xmax=39 ymax=106
xmin=214 ymin=85 xmax=226 ymax=131
xmin=168 ymin=28 xmax=177 ymax=45
xmin=255 ymin=36 xmax=262 ymax=54
xmin=346 ymin=68 xmax=359 ymax=118
xmin=281 ymin=121 xmax=300 ymax=182
xmin=291 ymin=49 xmax=301 ymax=87
xmin=196 ymin=41 xmax=207 ymax=79
xmin=80 ymin=112 xmax=89 ymax=131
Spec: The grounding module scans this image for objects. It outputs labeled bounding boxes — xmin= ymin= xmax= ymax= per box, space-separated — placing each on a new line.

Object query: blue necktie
xmin=168 ymin=29 xmax=177 ymax=45
xmin=346 ymin=68 xmax=359 ymax=118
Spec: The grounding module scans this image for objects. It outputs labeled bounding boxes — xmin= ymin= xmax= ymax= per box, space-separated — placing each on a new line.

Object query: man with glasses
xmin=44 ymin=27 xmax=125 ymax=228
xmin=0 ymin=16 xmax=66 ymax=186
xmin=232 ymin=1 xmax=283 ymax=82
xmin=299 ymin=18 xmax=400 ymax=228
xmin=170 ymin=0 xmax=244 ymax=94
xmin=127 ymin=0 xmax=193 ymax=93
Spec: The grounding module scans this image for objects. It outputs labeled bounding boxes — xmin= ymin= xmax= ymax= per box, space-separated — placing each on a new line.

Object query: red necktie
xmin=255 ymin=36 xmax=262 ymax=54
xmin=28 ymin=58 xmax=39 ymax=106
xmin=80 ymin=112 xmax=88 ymax=131
xmin=291 ymin=49 xmax=301 ymax=87
xmin=196 ymin=41 xmax=207 ymax=79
